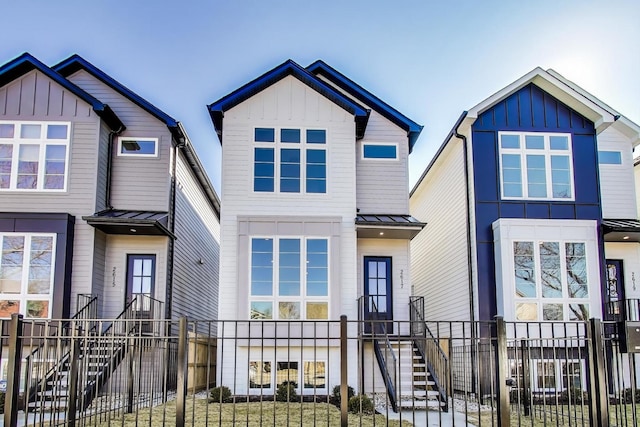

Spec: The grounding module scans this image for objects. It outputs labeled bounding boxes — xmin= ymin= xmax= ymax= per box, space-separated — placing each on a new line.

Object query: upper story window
xmin=597 ymin=150 xmax=622 ymax=165
xmin=117 ymin=137 xmax=158 ymax=157
xmin=250 ymin=237 xmax=329 ymax=320
xmin=0 ymin=233 xmax=55 ymax=319
xmin=253 ymin=127 xmax=326 ymax=194
xmin=0 ymin=121 xmax=70 ymax=191
xmin=513 ymin=240 xmax=589 ymax=321
xmin=499 ymin=132 xmax=574 ymax=200
xmin=362 ymin=143 xmax=398 ymax=160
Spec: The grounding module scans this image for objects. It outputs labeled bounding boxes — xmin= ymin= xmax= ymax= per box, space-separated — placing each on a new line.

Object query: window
xmin=499 ymin=132 xmax=574 ymax=200
xmin=0 ymin=121 xmax=70 ymax=191
xmin=276 ymin=361 xmax=299 ymax=387
xmin=303 ymin=361 xmax=326 ymax=389
xmin=117 ymin=138 xmax=158 ymax=157
xmin=249 ymin=361 xmax=272 ymax=389
xmin=250 ymin=237 xmax=329 ymax=320
xmin=362 ymin=143 xmax=398 ymax=160
xmin=0 ymin=233 xmax=55 ymax=319
xmin=513 ymin=241 xmax=589 ymax=321
xmin=253 ymin=128 xmax=326 ymax=194
xmin=598 ymin=150 xmax=622 ymax=165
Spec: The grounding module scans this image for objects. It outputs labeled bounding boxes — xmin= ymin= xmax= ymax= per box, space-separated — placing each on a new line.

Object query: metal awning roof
xmin=83 ymin=210 xmax=175 ymax=238
xmin=602 ymin=219 xmax=640 ymax=242
xmin=355 ymin=214 xmax=425 ymax=239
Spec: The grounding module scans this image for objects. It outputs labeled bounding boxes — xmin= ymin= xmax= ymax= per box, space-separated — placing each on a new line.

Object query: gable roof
xmin=0 ymin=52 xmax=124 ymax=131
xmin=307 ymin=60 xmax=423 ymax=152
xmin=207 ymin=59 xmax=371 ymax=142
xmin=465 ymin=67 xmax=640 ymax=142
xmin=53 ymin=54 xmax=178 ymax=129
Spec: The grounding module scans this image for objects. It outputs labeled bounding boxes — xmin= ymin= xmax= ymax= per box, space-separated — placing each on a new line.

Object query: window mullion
xmin=10 ymin=141 xmax=19 ymax=190
xmin=38 ymin=142 xmax=46 ymax=190
xmin=534 ymin=240 xmax=543 ymax=320
xmin=519 ymin=146 xmax=527 ymax=198
xmin=21 ymin=235 xmax=31 ymax=315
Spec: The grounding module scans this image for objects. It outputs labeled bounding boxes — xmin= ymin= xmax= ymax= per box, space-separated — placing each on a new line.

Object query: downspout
xmin=105 ymin=126 xmax=125 ymax=210
xmin=453 ymin=114 xmax=475 ymax=326
xmin=165 ymin=132 xmax=185 ymax=320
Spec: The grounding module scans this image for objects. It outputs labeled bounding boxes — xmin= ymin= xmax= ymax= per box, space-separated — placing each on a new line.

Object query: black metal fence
xmin=2 ymin=314 xmax=640 ymax=426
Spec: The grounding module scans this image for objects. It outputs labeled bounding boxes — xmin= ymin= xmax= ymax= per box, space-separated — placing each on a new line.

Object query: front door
xmin=126 ymin=255 xmax=156 ymax=327
xmin=363 ymin=256 xmax=393 ymax=334
xmin=605 ymin=259 xmax=625 ymax=321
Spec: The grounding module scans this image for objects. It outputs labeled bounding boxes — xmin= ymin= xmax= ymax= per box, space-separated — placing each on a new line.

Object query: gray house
xmin=0 ymin=53 xmax=220 ymax=380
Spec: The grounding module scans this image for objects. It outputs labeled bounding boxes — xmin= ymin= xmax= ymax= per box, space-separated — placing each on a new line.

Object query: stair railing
xmin=358 ymin=295 xmax=398 ymax=412
xmin=409 ymin=296 xmax=449 ymax=411
xmin=24 ymin=294 xmax=99 ymax=403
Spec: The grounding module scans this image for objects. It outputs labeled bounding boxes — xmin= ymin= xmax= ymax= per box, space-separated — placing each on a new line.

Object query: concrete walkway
xmin=385 ymin=408 xmax=476 ymax=426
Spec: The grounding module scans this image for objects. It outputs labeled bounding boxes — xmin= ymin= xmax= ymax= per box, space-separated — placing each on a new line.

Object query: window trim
xmin=361 ymin=142 xmax=399 ymax=161
xmin=252 ymin=127 xmax=327 ymax=195
xmin=0 ymin=232 xmax=56 ymax=319
xmin=117 ymin=137 xmax=159 ymax=158
xmin=249 ymin=236 xmax=330 ymax=320
xmin=0 ymin=120 xmax=71 ymax=192
xmin=597 ymin=150 xmax=622 ymax=165
xmin=498 ymin=131 xmax=575 ymax=201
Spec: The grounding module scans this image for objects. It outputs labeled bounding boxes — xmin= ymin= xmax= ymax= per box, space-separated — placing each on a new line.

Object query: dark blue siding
xmin=471 ymin=83 xmax=602 ymax=321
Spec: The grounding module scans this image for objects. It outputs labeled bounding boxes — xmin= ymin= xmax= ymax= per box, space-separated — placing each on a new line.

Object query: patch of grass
xmin=94 ymin=399 xmax=412 ymax=426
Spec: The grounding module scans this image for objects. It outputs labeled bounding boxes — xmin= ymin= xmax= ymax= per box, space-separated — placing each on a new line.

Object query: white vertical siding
xmin=0 ymin=69 xmax=102 ymax=306
xmin=101 ymin=235 xmax=168 ymax=319
xmin=219 ymin=76 xmax=358 ymax=322
xmin=410 ymin=138 xmax=471 ymax=321
xmin=66 ymin=70 xmax=171 ymax=211
xmin=598 ymin=126 xmax=637 ymax=219
xmin=171 ymin=149 xmax=220 ymax=320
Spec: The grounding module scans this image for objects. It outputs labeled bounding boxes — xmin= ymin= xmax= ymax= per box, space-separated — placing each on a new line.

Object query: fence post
xmin=340 ymin=315 xmax=348 ymax=427
xmin=587 ymin=318 xmax=608 ymax=427
xmin=4 ymin=314 xmax=23 ymax=427
xmin=494 ymin=316 xmax=510 ymax=427
xmin=176 ymin=317 xmax=188 ymax=427
xmin=520 ymin=339 xmax=531 ymax=416
xmin=67 ymin=323 xmax=81 ymax=427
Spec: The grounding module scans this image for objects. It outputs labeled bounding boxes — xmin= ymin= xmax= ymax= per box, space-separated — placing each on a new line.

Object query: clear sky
xmin=1 ymin=0 xmax=638 ymax=192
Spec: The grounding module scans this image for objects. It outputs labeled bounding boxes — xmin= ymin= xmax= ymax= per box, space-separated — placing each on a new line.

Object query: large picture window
xmin=253 ymin=128 xmax=326 ymax=194
xmin=0 ymin=233 xmax=55 ymax=319
xmin=499 ymin=132 xmax=573 ymax=200
xmin=0 ymin=121 xmax=70 ymax=191
xmin=513 ymin=240 xmax=589 ymax=321
xmin=250 ymin=237 xmax=329 ymax=320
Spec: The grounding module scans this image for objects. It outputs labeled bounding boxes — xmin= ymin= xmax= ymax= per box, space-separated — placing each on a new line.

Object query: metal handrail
xmin=409 ymin=296 xmax=449 ymax=409
xmin=358 ymin=295 xmax=398 ymax=411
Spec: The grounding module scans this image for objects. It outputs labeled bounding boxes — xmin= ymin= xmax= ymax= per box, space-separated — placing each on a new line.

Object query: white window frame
xmin=117 ymin=137 xmax=159 ymax=157
xmin=249 ymin=236 xmax=330 ymax=320
xmin=493 ymin=219 xmax=602 ymax=322
xmin=0 ymin=121 xmax=71 ymax=192
xmin=252 ymin=127 xmax=327 ymax=195
xmin=511 ymin=240 xmax=590 ymax=321
xmin=0 ymin=233 xmax=56 ymax=319
xmin=498 ymin=131 xmax=575 ymax=201
xmin=302 ymin=360 xmax=327 ymax=390
xmin=361 ymin=142 xmax=399 ymax=161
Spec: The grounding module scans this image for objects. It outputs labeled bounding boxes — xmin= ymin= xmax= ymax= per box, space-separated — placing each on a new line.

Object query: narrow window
xmin=117 ymin=138 xmax=158 ymax=157
xmin=598 ymin=151 xmax=622 ymax=165
xmin=363 ymin=143 xmax=397 ymax=159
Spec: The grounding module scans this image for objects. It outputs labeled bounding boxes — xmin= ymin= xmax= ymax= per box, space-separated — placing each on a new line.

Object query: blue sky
xmin=1 ymin=0 xmax=638 ymax=192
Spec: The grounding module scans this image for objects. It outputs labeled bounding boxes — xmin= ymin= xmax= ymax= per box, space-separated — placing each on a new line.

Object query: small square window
xmin=46 ymin=125 xmax=68 ymax=140
xmin=118 ymin=138 xmax=158 ymax=157
xmin=21 ymin=124 xmax=41 ymax=139
xmin=307 ymin=129 xmax=326 ymax=144
xmin=0 ymin=124 xmax=15 ymax=138
xmin=281 ymin=129 xmax=300 ymax=143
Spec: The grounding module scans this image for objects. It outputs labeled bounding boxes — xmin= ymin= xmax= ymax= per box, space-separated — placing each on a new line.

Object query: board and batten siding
xmin=0 ymin=69 xmax=104 ymax=304
xmin=171 ymin=149 xmax=220 ymax=321
xmin=410 ymin=137 xmax=471 ymax=321
xmin=598 ymin=126 xmax=637 ymax=219
xmin=101 ymin=235 xmax=168 ymax=319
xmin=66 ymin=69 xmax=171 ymax=211
xmin=218 ymin=76 xmax=358 ymax=322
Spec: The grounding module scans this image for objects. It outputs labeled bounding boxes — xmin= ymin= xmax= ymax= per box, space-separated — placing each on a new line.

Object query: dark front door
xmin=126 ymin=255 xmax=156 ymax=328
xmin=605 ymin=259 xmax=625 ymax=321
xmin=363 ymin=256 xmax=393 ymax=334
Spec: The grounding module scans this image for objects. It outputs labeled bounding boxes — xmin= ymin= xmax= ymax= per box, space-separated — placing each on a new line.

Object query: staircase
xmin=25 ymin=294 xmax=161 ymax=413
xmin=392 ymin=340 xmax=447 ymax=410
